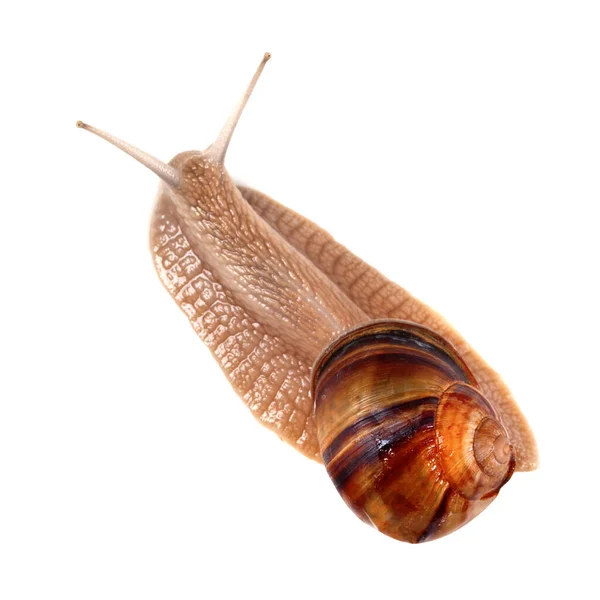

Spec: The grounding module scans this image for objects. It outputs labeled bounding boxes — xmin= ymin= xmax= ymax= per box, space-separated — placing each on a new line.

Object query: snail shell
xmin=313 ymin=320 xmax=516 ymax=543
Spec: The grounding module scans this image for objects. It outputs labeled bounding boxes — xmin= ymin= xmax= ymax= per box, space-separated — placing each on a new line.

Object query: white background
xmin=1 ymin=2 xmax=599 ymax=599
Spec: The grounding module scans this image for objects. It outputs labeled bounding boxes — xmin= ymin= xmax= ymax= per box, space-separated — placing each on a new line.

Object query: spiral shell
xmin=313 ymin=320 xmax=516 ymax=543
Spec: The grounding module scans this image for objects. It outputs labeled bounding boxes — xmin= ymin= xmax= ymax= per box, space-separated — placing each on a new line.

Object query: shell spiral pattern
xmin=313 ymin=320 xmax=516 ymax=543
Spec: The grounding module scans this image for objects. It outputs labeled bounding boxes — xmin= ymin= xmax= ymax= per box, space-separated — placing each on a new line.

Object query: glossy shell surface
xmin=313 ymin=320 xmax=516 ymax=543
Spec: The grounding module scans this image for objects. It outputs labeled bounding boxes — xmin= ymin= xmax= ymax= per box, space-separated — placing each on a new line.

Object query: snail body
xmin=78 ymin=54 xmax=537 ymax=543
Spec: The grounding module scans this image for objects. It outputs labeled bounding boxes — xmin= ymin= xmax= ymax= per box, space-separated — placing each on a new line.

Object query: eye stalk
xmin=75 ymin=53 xmax=271 ymax=184
xmin=75 ymin=121 xmax=181 ymax=187
xmin=206 ymin=52 xmax=271 ymax=164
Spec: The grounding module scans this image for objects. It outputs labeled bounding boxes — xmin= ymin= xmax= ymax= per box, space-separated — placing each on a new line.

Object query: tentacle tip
xmin=263 ymin=52 xmax=271 ymax=62
xmin=76 ymin=120 xmax=86 ymax=129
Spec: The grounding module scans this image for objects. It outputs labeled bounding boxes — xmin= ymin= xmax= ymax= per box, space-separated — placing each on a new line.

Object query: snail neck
xmin=164 ymin=155 xmax=367 ymax=359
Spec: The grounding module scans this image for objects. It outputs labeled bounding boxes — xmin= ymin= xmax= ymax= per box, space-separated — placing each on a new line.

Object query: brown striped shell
xmin=313 ymin=320 xmax=516 ymax=543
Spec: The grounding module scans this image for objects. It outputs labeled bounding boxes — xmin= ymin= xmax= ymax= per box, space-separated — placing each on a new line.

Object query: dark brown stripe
xmin=322 ymin=396 xmax=439 ymax=465
xmin=316 ymin=328 xmax=472 ymax=385
xmin=417 ymin=488 xmax=452 ymax=543
xmin=329 ymin=411 xmax=435 ymax=490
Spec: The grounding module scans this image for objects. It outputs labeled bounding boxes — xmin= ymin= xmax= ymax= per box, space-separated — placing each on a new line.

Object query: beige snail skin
xmin=77 ymin=53 xmax=537 ymax=543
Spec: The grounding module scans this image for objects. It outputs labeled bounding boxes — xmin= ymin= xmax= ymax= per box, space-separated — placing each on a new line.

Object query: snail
xmin=77 ymin=53 xmax=537 ymax=543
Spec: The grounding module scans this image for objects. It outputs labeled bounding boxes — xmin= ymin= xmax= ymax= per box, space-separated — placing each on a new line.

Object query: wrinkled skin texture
xmin=149 ymin=151 xmax=537 ymax=471
xmin=239 ymin=187 xmax=538 ymax=471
